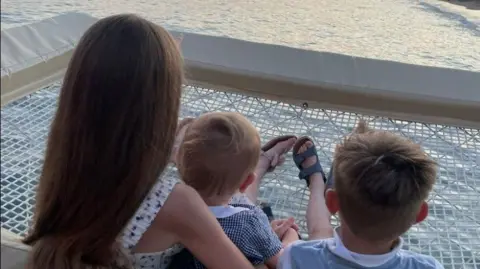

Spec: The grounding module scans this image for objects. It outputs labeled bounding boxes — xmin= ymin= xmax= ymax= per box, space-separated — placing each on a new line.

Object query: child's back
xmin=279 ymin=121 xmax=443 ymax=269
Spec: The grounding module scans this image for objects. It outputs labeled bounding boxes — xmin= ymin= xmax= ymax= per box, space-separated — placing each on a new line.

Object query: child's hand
xmin=271 ymin=217 xmax=299 ymax=239
xmin=282 ymin=227 xmax=300 ymax=247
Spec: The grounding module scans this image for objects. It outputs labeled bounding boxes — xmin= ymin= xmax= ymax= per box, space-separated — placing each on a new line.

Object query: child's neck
xmin=338 ymin=225 xmax=397 ymax=255
xmin=201 ymin=194 xmax=232 ymax=207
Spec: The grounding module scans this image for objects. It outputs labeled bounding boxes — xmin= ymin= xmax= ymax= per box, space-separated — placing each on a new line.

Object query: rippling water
xmin=1 ymin=0 xmax=480 ymax=71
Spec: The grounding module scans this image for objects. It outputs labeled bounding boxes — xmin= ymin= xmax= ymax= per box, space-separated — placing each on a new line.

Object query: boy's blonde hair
xmin=178 ymin=112 xmax=260 ymax=197
xmin=334 ymin=120 xmax=437 ymax=242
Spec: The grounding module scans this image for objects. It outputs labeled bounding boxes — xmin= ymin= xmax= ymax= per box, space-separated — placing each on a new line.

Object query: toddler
xmin=169 ymin=112 xmax=299 ymax=269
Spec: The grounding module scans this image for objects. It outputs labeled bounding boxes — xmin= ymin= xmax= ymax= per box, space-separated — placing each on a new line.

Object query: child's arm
xmin=157 ymin=184 xmax=254 ymax=269
xmin=264 ymin=228 xmax=299 ymax=268
xmin=240 ymin=212 xmax=300 ymax=269
xmin=265 ymin=249 xmax=283 ymax=269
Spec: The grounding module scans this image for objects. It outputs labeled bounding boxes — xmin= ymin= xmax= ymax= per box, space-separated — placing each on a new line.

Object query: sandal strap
xmin=298 ymin=160 xmax=325 ymax=180
xmin=261 ymin=135 xmax=296 ymax=152
xmin=293 ymin=146 xmax=317 ymax=167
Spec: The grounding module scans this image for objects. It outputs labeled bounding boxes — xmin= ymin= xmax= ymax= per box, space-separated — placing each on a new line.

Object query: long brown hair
xmin=23 ymin=14 xmax=183 ymax=268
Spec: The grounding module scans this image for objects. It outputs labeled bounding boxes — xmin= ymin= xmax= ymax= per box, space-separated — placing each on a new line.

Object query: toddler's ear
xmin=239 ymin=172 xmax=256 ymax=193
xmin=415 ymin=201 xmax=428 ymax=224
xmin=325 ymin=189 xmax=339 ymax=215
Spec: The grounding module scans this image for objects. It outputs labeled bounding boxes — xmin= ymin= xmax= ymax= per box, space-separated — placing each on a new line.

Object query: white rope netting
xmin=1 ymin=83 xmax=479 ymax=268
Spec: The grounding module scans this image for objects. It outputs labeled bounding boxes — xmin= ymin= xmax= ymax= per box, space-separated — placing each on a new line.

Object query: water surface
xmin=2 ymin=0 xmax=479 ymax=71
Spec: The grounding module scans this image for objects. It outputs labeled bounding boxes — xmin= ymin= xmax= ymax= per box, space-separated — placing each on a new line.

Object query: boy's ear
xmin=239 ymin=172 xmax=255 ymax=193
xmin=325 ymin=189 xmax=339 ymax=215
xmin=415 ymin=201 xmax=428 ymax=223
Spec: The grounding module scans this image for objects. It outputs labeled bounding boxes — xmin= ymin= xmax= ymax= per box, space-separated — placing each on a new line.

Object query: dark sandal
xmin=261 ymin=135 xmax=296 ymax=172
xmin=292 ymin=137 xmax=326 ymax=186
xmin=260 ymin=202 xmax=275 ymax=222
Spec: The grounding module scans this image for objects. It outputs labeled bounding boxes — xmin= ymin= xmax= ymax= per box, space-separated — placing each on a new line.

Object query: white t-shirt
xmin=278 ymin=227 xmax=443 ymax=269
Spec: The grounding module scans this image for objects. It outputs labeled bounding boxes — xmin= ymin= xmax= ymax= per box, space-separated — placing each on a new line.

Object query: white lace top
xmin=121 ymin=169 xmax=252 ymax=269
xmin=121 ymin=173 xmax=182 ymax=269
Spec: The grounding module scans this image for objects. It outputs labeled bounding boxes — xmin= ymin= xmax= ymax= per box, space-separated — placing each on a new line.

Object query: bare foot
xmin=297 ymin=141 xmax=325 ymax=190
xmin=257 ymin=137 xmax=297 ymax=175
xmin=247 ymin=137 xmax=296 ymax=203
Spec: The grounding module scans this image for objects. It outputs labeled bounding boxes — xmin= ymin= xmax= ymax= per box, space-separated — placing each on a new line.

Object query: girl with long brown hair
xmin=22 ymin=14 xmax=258 ymax=269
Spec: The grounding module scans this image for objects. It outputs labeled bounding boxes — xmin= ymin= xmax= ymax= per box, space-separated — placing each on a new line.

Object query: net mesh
xmin=1 ymin=82 xmax=479 ymax=269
